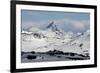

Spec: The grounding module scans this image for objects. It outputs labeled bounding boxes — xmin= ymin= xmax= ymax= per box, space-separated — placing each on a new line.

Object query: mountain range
xmin=21 ymin=21 xmax=90 ymax=56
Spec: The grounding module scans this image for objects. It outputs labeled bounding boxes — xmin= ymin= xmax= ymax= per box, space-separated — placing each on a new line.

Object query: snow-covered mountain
xmin=21 ymin=21 xmax=90 ymax=56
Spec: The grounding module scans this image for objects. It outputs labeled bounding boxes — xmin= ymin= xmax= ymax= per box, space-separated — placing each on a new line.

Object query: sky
xmin=21 ymin=10 xmax=90 ymax=33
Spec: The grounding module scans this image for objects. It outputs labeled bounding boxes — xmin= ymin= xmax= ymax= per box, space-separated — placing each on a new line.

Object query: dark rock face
xmin=79 ymin=43 xmax=83 ymax=47
xmin=27 ymin=55 xmax=37 ymax=60
xmin=21 ymin=51 xmax=26 ymax=56
xmin=46 ymin=21 xmax=60 ymax=32
xmin=31 ymin=51 xmax=35 ymax=54
xmin=70 ymin=53 xmax=75 ymax=56
xmin=33 ymin=33 xmax=42 ymax=39
xmin=46 ymin=49 xmax=64 ymax=56
xmin=46 ymin=21 xmax=54 ymax=29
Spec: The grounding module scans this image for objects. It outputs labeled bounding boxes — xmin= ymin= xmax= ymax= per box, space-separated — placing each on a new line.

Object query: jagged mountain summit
xmin=46 ymin=21 xmax=60 ymax=32
xmin=45 ymin=21 xmax=65 ymax=37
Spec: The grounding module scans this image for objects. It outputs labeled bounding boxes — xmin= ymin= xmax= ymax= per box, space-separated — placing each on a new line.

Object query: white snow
xmin=21 ymin=22 xmax=90 ymax=56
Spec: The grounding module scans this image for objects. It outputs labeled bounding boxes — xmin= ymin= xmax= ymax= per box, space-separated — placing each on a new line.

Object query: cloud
xmin=70 ymin=20 xmax=88 ymax=30
xmin=22 ymin=21 xmax=49 ymax=30
xmin=53 ymin=18 xmax=89 ymax=32
xmin=22 ymin=18 xmax=90 ymax=33
xmin=72 ymin=21 xmax=85 ymax=29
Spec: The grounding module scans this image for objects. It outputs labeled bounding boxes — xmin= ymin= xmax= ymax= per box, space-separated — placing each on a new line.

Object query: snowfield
xmin=21 ymin=22 xmax=90 ymax=62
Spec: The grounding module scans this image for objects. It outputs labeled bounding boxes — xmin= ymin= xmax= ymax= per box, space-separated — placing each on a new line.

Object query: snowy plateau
xmin=21 ymin=21 xmax=90 ymax=62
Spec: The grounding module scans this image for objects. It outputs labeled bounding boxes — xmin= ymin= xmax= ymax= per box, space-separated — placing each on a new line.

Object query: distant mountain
xmin=46 ymin=21 xmax=59 ymax=31
xmin=45 ymin=21 xmax=64 ymax=36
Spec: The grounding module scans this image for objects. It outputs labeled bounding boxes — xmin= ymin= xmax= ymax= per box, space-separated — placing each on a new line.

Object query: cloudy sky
xmin=21 ymin=10 xmax=90 ymax=33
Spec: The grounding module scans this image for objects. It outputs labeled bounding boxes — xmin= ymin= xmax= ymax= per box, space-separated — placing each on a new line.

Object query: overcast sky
xmin=21 ymin=10 xmax=90 ymax=33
